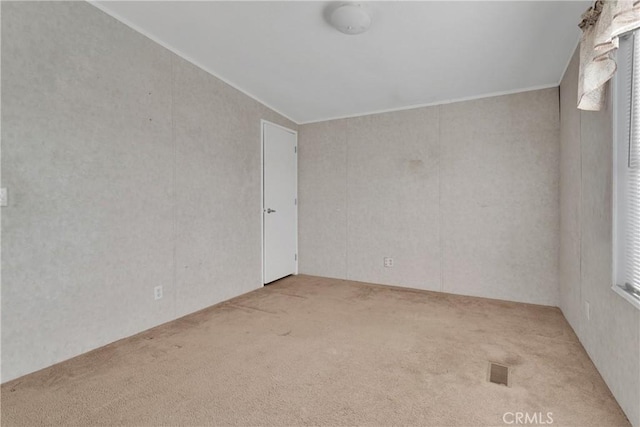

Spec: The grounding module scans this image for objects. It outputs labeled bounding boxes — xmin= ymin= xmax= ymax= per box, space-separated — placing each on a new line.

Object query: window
xmin=614 ymin=31 xmax=640 ymax=309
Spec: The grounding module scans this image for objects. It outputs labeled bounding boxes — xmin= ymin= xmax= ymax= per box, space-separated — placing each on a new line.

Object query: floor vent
xmin=488 ymin=362 xmax=510 ymax=386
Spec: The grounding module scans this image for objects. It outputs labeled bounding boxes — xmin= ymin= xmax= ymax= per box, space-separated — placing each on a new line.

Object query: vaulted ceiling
xmin=92 ymin=1 xmax=590 ymax=124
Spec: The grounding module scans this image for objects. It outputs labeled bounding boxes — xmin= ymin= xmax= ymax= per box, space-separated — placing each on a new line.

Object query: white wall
xmin=299 ymin=88 xmax=560 ymax=306
xmin=559 ymin=47 xmax=640 ymax=427
xmin=1 ymin=1 xmax=295 ymax=382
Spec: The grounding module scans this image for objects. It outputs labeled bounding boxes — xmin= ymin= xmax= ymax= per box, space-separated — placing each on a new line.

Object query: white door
xmin=263 ymin=121 xmax=297 ymax=284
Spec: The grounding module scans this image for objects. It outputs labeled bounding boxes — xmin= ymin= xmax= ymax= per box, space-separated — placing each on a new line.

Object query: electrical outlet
xmin=154 ymin=285 xmax=163 ymax=300
xmin=383 ymin=257 xmax=394 ymax=268
xmin=585 ymin=301 xmax=590 ymax=321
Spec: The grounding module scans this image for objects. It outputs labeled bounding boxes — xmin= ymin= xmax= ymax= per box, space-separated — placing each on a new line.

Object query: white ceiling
xmin=92 ymin=1 xmax=589 ymax=124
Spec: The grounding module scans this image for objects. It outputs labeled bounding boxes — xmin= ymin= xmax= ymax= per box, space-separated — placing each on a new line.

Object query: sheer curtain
xmin=578 ymin=0 xmax=640 ymax=110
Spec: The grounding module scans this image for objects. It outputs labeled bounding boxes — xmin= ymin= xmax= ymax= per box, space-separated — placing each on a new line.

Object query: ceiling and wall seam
xmin=89 ymin=1 xmax=585 ymax=127
xmin=299 ymin=84 xmax=562 ymax=125
xmin=558 ymin=35 xmax=582 ymax=88
xmin=88 ymin=1 xmax=299 ymax=125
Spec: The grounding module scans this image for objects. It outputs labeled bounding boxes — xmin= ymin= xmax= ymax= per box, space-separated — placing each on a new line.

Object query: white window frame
xmin=613 ymin=31 xmax=640 ymax=310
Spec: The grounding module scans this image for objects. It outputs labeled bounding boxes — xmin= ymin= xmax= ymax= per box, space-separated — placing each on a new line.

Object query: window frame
xmin=612 ymin=31 xmax=640 ymax=310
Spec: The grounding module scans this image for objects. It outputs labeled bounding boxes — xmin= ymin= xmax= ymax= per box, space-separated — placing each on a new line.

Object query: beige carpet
xmin=1 ymin=275 xmax=630 ymax=426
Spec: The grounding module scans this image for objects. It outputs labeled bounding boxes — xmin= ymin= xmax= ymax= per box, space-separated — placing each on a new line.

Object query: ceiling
xmin=92 ymin=1 xmax=590 ymax=124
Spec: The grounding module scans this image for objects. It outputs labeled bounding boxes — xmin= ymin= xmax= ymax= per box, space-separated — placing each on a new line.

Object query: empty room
xmin=2 ymin=1 xmax=640 ymax=426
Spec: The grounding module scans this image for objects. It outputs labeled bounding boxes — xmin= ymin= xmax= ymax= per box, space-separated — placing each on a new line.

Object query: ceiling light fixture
xmin=329 ymin=3 xmax=372 ymax=35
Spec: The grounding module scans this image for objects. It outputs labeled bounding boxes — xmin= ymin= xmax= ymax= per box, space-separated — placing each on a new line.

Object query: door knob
xmin=266 ymin=208 xmax=276 ymax=213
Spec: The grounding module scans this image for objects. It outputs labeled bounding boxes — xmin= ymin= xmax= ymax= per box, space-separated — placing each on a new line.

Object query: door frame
xmin=260 ymin=119 xmax=298 ymax=286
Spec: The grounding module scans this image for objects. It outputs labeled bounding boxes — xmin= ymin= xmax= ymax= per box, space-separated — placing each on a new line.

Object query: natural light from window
xmin=614 ymin=31 xmax=640 ymax=309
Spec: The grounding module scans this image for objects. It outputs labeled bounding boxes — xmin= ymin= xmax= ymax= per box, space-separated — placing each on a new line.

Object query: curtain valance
xmin=578 ymin=0 xmax=640 ymax=110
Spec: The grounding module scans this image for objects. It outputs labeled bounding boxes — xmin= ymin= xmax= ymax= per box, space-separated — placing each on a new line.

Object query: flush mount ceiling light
xmin=329 ymin=3 xmax=372 ymax=35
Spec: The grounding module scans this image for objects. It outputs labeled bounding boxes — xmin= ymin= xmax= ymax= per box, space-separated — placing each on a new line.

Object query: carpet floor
xmin=1 ymin=275 xmax=630 ymax=426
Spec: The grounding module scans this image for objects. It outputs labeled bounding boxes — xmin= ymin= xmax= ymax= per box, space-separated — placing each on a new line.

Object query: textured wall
xmin=297 ymin=120 xmax=348 ymax=279
xmin=346 ymin=110 xmax=441 ymax=291
xmin=1 ymin=1 xmax=295 ymax=382
xmin=559 ymin=47 xmax=640 ymax=427
xmin=559 ymin=50 xmax=584 ymax=338
xmin=299 ymin=88 xmax=560 ymax=306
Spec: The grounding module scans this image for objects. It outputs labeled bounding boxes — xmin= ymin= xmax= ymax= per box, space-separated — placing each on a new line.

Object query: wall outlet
xmin=383 ymin=257 xmax=394 ymax=268
xmin=585 ymin=301 xmax=590 ymax=321
xmin=154 ymin=285 xmax=163 ymax=300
